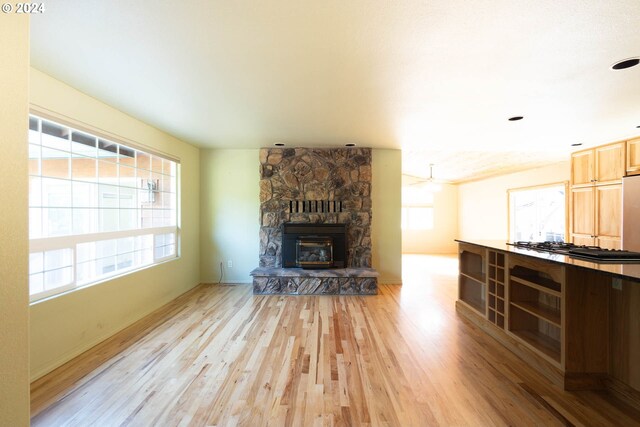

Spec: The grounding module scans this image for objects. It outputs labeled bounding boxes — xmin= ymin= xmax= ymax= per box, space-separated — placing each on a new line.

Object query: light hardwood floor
xmin=31 ymin=255 xmax=640 ymax=426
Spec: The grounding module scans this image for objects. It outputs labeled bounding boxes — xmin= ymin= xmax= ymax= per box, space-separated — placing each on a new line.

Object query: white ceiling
xmin=30 ymin=1 xmax=640 ymax=182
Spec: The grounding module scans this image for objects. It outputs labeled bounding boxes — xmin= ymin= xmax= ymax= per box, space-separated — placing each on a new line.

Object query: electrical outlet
xmin=612 ymin=278 xmax=622 ymax=290
xmin=227 ymin=260 xmax=233 ymax=268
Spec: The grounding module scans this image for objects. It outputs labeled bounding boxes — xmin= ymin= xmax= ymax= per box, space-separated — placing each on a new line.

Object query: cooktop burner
xmin=507 ymin=241 xmax=640 ymax=262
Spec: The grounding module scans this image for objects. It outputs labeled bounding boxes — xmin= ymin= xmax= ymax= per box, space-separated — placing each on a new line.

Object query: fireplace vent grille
xmin=288 ymin=200 xmax=343 ymax=214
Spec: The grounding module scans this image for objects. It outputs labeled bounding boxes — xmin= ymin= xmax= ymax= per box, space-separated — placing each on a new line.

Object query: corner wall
xmin=0 ymin=14 xmax=31 ymax=426
xmin=457 ymin=161 xmax=570 ymax=241
xmin=372 ymin=149 xmax=402 ymax=284
xmin=200 ymin=149 xmax=260 ymax=283
xmin=29 ymin=69 xmax=201 ymax=380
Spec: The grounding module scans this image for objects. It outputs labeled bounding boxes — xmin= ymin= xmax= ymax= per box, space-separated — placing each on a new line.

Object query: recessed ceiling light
xmin=508 ymin=116 xmax=524 ymax=121
xmin=571 ymin=143 xmax=583 ymax=147
xmin=611 ymin=57 xmax=640 ymax=70
xmin=274 ymin=143 xmax=285 ymax=147
xmin=345 ymin=143 xmax=356 ymax=147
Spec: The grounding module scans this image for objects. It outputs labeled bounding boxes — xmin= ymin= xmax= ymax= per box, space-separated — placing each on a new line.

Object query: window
xmin=402 ymin=184 xmax=434 ymax=230
xmin=508 ymin=183 xmax=567 ymax=243
xmin=28 ymin=115 xmax=179 ymax=302
xmin=401 ymin=207 xmax=434 ymax=230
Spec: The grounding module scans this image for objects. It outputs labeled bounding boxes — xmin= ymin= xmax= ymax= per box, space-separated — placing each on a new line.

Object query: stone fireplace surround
xmin=250 ymin=147 xmax=378 ymax=295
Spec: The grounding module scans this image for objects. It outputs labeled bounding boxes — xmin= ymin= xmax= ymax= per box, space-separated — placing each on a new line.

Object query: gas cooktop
xmin=507 ymin=241 xmax=640 ymax=263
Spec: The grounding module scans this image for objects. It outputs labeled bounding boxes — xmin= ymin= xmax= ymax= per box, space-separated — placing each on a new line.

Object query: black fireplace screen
xmin=296 ymin=237 xmax=333 ymax=268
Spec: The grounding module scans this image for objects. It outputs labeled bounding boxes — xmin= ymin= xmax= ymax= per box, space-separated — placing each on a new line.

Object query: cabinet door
xmin=595 ymin=184 xmax=622 ymax=247
xmin=627 ymin=137 xmax=640 ymax=176
xmin=596 ymin=237 xmax=622 ymax=250
xmin=595 ymin=142 xmax=625 ymax=184
xmin=573 ymin=235 xmax=596 ymax=246
xmin=571 ymin=150 xmax=594 ymax=187
xmin=571 ymin=187 xmax=594 ymax=244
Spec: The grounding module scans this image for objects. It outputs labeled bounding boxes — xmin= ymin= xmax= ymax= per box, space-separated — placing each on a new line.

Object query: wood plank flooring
xmin=31 ymin=255 xmax=640 ymax=426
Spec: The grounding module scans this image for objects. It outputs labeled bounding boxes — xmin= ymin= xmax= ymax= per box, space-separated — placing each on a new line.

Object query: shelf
xmin=459 ymin=273 xmax=486 ymax=315
xmin=488 ymin=250 xmax=506 ymax=267
xmin=460 ymin=249 xmax=485 ymax=282
xmin=487 ymin=249 xmax=506 ymax=329
xmin=496 ymin=313 xmax=504 ymax=328
xmin=510 ymin=277 xmax=561 ymax=298
xmin=510 ymin=301 xmax=561 ymax=327
xmin=460 ymin=271 xmax=484 ymax=284
xmin=511 ymin=329 xmax=561 ymax=363
xmin=488 ymin=305 xmax=504 ymax=329
xmin=459 ymin=297 xmax=485 ymax=315
xmin=510 ymin=265 xmax=562 ymax=294
xmin=489 ymin=281 xmax=505 ymax=298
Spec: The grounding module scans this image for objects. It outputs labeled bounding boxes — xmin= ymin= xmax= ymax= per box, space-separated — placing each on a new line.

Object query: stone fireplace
xmin=251 ymin=147 xmax=378 ymax=295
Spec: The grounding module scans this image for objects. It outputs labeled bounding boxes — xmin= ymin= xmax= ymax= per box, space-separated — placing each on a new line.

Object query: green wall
xmin=200 ymin=149 xmax=260 ymax=283
xmin=28 ymin=69 xmax=201 ymax=380
xmin=372 ymin=149 xmax=402 ymax=283
xmin=199 ymin=148 xmax=402 ymax=285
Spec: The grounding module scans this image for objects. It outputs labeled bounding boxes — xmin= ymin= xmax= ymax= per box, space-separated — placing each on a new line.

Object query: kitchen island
xmin=456 ymin=239 xmax=640 ymax=409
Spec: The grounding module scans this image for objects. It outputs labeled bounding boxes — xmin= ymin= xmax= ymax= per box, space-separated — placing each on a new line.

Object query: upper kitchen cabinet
xmin=596 ymin=142 xmax=625 ymax=184
xmin=571 ymin=150 xmax=594 ymax=186
xmin=627 ymin=137 xmax=640 ymax=176
xmin=571 ymin=142 xmax=625 ymax=187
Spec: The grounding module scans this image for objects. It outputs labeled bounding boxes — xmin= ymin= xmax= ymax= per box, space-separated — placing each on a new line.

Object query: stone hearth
xmin=251 ymin=267 xmax=378 ymax=295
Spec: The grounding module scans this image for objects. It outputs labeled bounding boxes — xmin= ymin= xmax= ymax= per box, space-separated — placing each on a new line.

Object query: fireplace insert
xmin=296 ymin=236 xmax=333 ymax=268
xmin=282 ymin=223 xmax=346 ymax=268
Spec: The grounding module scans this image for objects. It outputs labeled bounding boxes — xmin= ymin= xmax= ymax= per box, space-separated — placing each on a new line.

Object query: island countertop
xmin=455 ymin=239 xmax=640 ymax=283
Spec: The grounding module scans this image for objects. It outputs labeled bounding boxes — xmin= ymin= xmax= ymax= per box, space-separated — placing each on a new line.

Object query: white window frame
xmin=28 ymin=108 xmax=181 ymax=303
xmin=507 ymin=182 xmax=569 ymax=243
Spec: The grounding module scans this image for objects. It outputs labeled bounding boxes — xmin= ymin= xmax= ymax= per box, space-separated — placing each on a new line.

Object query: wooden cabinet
xmin=487 ymin=250 xmax=506 ymax=329
xmin=458 ymin=246 xmax=565 ymax=367
xmin=595 ymin=142 xmax=625 ymax=184
xmin=570 ymin=141 xmax=624 ymax=248
xmin=457 ymin=242 xmax=639 ymax=405
xmin=570 ymin=184 xmax=621 ymax=249
xmin=595 ymin=185 xmax=622 ymax=249
xmin=627 ymin=137 xmax=640 ymax=175
xmin=571 ymin=142 xmax=625 ymax=187
xmin=571 ymin=186 xmax=595 ymax=245
xmin=571 ymin=150 xmax=594 ymax=186
xmin=508 ymin=255 xmax=564 ymax=365
xmin=458 ymin=243 xmax=486 ymax=314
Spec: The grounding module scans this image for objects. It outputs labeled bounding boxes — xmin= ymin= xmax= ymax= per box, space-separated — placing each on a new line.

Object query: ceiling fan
xmin=403 ymin=164 xmax=448 ymax=191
